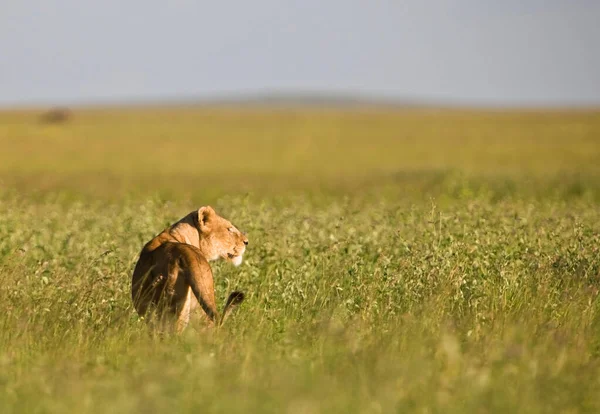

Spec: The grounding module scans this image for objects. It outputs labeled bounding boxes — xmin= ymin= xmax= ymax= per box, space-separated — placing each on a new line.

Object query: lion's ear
xmin=197 ymin=206 xmax=215 ymax=231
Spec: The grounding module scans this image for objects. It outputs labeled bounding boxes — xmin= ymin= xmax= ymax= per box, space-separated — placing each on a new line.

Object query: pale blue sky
xmin=1 ymin=1 xmax=599 ymax=107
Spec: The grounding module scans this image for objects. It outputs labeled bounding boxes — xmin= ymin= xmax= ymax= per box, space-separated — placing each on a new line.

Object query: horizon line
xmin=1 ymin=91 xmax=599 ymax=112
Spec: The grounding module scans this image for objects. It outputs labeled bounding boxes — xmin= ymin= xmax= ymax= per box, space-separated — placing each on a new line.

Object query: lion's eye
xmin=228 ymin=227 xmax=234 ymax=233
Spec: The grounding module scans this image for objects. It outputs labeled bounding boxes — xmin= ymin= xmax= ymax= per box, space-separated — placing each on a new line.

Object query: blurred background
xmin=0 ymin=1 xmax=599 ymax=200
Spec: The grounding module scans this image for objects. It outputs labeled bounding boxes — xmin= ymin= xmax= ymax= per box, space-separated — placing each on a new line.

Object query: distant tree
xmin=39 ymin=107 xmax=71 ymax=124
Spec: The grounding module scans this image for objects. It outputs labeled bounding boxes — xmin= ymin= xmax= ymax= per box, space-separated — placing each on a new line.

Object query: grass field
xmin=0 ymin=107 xmax=599 ymax=413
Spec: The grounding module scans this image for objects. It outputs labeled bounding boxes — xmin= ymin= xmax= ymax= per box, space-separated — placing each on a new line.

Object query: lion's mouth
xmin=227 ymin=252 xmax=243 ymax=266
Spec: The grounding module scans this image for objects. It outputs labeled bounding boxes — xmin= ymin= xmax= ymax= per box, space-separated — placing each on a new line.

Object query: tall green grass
xmin=0 ymin=108 xmax=599 ymax=412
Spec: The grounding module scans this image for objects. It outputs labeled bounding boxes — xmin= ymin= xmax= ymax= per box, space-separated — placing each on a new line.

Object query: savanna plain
xmin=0 ymin=107 xmax=600 ymax=413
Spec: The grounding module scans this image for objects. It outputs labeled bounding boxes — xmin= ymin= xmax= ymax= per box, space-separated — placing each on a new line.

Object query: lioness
xmin=131 ymin=206 xmax=248 ymax=333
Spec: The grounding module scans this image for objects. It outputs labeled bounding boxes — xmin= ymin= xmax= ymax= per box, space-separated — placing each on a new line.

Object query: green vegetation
xmin=0 ymin=108 xmax=599 ymax=412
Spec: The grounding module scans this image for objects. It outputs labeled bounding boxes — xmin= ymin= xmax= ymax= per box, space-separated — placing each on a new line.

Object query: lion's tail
xmin=218 ymin=291 xmax=245 ymax=327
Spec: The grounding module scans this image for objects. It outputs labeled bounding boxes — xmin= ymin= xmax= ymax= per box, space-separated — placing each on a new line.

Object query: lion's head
xmin=196 ymin=206 xmax=248 ymax=266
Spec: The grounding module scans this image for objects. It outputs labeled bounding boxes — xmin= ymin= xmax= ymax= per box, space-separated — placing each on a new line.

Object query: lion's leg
xmin=175 ymin=289 xmax=193 ymax=333
xmin=131 ymin=264 xmax=159 ymax=317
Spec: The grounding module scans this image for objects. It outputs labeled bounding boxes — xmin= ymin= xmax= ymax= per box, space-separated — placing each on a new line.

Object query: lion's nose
xmin=243 ymin=240 xmax=249 ymax=246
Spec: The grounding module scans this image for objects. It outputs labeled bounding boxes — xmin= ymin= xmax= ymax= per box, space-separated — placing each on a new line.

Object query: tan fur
xmin=131 ymin=206 xmax=248 ymax=333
